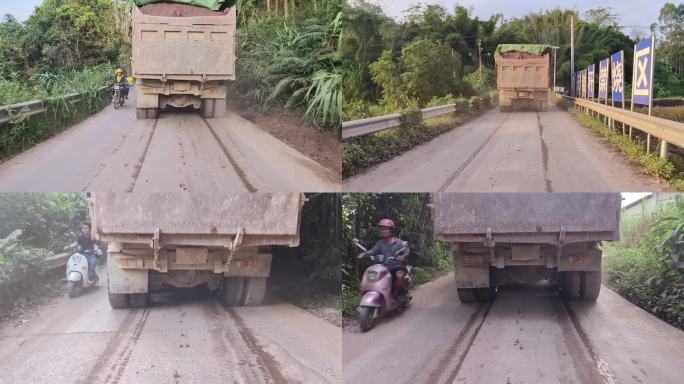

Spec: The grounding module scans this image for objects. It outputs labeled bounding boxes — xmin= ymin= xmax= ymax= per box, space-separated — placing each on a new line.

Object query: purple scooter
xmin=353 ymin=238 xmax=412 ymax=332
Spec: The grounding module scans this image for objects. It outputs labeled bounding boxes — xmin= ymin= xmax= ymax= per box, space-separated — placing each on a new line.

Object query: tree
xmin=658 ymin=2 xmax=684 ymax=75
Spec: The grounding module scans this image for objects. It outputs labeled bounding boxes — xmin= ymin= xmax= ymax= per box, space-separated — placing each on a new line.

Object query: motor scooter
xmin=353 ymin=238 xmax=412 ymax=332
xmin=66 ymin=248 xmax=100 ymax=298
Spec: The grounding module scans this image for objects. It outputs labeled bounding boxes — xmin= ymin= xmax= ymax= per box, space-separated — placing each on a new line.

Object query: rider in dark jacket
xmin=357 ymin=219 xmax=410 ymax=295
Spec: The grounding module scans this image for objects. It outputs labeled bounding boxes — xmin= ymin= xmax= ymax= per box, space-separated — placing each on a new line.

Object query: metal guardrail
xmin=342 ymin=104 xmax=458 ymax=140
xmin=558 ymin=94 xmax=684 ymax=159
xmin=0 ymin=86 xmax=109 ymax=125
xmin=44 ymin=252 xmax=69 ymax=271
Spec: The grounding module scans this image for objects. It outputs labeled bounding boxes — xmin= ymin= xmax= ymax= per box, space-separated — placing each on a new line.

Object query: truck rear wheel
xmin=580 ymin=271 xmax=601 ymax=301
xmin=201 ymin=99 xmax=226 ymax=119
xmin=109 ymin=293 xmax=130 ymax=308
xmin=457 ymin=288 xmax=477 ymax=303
xmin=129 ymin=293 xmax=149 ymax=308
xmin=241 ymin=277 xmax=267 ymax=306
xmin=136 ymin=108 xmax=158 ymax=120
xmin=222 ymin=277 xmax=244 ymax=306
xmin=559 ymin=272 xmax=581 ymax=300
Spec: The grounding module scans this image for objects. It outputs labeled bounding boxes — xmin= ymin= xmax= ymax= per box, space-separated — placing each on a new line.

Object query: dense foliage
xmin=341 ymin=193 xmax=452 ymax=315
xmin=231 ymin=0 xmax=343 ymax=132
xmin=604 ymin=196 xmax=684 ymax=329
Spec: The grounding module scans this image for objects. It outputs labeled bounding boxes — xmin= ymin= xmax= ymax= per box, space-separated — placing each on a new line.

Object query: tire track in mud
xmin=128 ymin=118 xmax=158 ymax=192
xmin=438 ymin=113 xmax=511 ymax=192
xmin=218 ymin=303 xmax=288 ymax=384
xmin=96 ymin=307 xmax=151 ymax=384
xmin=202 ymin=117 xmax=257 ymax=192
xmin=536 ymin=112 xmax=554 ymax=192
xmin=561 ymin=300 xmax=616 ymax=384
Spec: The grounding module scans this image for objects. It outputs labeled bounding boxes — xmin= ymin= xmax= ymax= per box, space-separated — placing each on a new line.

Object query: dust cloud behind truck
xmin=90 ymin=193 xmax=304 ymax=309
xmin=495 ymin=44 xmax=551 ymax=112
xmin=432 ymin=193 xmax=621 ymax=303
xmin=131 ymin=2 xmax=236 ymax=119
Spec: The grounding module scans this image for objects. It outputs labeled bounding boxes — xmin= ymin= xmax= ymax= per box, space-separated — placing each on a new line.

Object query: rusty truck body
xmin=91 ymin=193 xmax=304 ymax=308
xmin=131 ymin=4 xmax=236 ymax=119
xmin=433 ymin=193 xmax=620 ymax=303
xmin=495 ymin=44 xmax=551 ymax=112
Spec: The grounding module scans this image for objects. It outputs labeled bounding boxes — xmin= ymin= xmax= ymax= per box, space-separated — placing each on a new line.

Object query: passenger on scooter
xmin=65 ymin=222 xmax=99 ymax=281
xmin=115 ymin=67 xmax=129 ymax=99
xmin=356 ymin=219 xmax=409 ymax=295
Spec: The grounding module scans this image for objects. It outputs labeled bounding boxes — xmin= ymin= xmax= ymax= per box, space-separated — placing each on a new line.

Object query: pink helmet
xmin=377 ymin=219 xmax=395 ymax=228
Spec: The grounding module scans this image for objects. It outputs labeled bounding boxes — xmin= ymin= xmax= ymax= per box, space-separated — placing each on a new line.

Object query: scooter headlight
xmin=366 ymin=270 xmax=380 ymax=282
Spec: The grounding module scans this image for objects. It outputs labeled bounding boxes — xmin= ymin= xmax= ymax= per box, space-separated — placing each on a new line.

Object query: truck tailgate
xmin=433 ymin=193 xmax=620 ymax=243
xmin=91 ymin=193 xmax=303 ymax=246
xmin=131 ymin=6 xmax=235 ymax=80
xmin=497 ymin=57 xmax=549 ymax=90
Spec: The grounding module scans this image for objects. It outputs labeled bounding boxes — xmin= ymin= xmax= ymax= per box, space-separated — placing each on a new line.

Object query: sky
xmin=364 ymin=0 xmax=670 ymax=34
xmin=2 ymin=0 xmax=43 ymax=21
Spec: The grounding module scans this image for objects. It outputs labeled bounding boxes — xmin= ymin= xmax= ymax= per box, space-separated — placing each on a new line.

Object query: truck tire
xmin=499 ymin=105 xmax=509 ymax=113
xmin=129 ymin=293 xmax=149 ymax=308
xmin=201 ymin=99 xmax=215 ymax=118
xmin=241 ymin=277 xmax=267 ymax=306
xmin=580 ymin=271 xmax=601 ymax=301
xmin=222 ymin=277 xmax=244 ymax=306
xmin=136 ymin=108 xmax=146 ymax=119
xmin=109 ymin=293 xmax=130 ymax=308
xmin=559 ymin=272 xmax=581 ymax=300
xmin=457 ymin=288 xmax=477 ymax=303
xmin=213 ymin=99 xmax=226 ymax=118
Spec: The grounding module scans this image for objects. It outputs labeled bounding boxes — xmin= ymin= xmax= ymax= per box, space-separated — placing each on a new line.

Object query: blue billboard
xmin=632 ymin=36 xmax=655 ymax=106
xmin=598 ymin=58 xmax=609 ymax=100
xmin=611 ymin=51 xmax=624 ymax=102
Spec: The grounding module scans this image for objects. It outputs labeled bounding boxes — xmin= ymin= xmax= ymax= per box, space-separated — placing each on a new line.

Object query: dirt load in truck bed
xmin=139 ymin=3 xmax=227 ymax=17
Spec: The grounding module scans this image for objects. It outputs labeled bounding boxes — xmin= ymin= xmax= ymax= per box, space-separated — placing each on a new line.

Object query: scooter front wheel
xmin=67 ymin=281 xmax=78 ymax=298
xmin=359 ymin=306 xmax=376 ymax=332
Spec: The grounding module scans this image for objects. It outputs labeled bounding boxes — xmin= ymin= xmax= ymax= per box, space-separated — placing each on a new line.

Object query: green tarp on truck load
xmin=494 ymin=44 xmax=552 ymax=60
xmin=134 ymin=0 xmax=235 ymax=11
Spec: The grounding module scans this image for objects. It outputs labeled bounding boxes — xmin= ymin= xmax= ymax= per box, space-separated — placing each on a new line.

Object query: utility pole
xmin=551 ymin=46 xmax=559 ymax=92
xmin=478 ymin=39 xmax=482 ymax=75
xmin=570 ymin=16 xmax=575 ymax=96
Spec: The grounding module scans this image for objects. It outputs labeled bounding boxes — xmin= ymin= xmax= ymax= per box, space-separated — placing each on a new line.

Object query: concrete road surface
xmin=343 ymin=272 xmax=684 ymax=384
xmin=344 ymin=103 xmax=669 ymax=192
xmin=0 ymin=270 xmax=341 ymax=384
xmin=0 ymin=94 xmax=339 ymax=192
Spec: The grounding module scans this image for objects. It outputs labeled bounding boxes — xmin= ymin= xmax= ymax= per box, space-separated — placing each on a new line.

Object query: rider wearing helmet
xmin=114 ymin=67 xmax=129 ymax=99
xmin=357 ymin=219 xmax=410 ymax=295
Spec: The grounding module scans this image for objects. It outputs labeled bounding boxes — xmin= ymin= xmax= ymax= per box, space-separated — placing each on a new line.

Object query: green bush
xmin=604 ymin=197 xmax=684 ymax=329
xmin=0 ymin=232 xmax=50 ymax=312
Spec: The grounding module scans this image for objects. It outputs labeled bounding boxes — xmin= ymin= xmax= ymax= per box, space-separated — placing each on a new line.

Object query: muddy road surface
xmin=342 ymin=272 xmax=684 ymax=384
xmin=0 ymin=270 xmax=341 ymax=384
xmin=0 ymin=93 xmax=339 ymax=192
xmin=344 ymin=103 xmax=668 ymax=192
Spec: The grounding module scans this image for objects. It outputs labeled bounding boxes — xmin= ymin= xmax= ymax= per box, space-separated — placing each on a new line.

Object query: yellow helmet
xmin=115 ymin=68 xmax=124 ymax=74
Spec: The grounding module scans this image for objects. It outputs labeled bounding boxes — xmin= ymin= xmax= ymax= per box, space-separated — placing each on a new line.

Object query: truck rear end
xmin=91 ymin=193 xmax=304 ymax=308
xmin=433 ymin=193 xmax=620 ymax=303
xmin=495 ymin=44 xmax=551 ymax=112
xmin=131 ymin=3 xmax=236 ymax=119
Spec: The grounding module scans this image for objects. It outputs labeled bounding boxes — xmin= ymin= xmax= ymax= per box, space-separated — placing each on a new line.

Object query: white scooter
xmin=66 ymin=249 xmax=100 ymax=298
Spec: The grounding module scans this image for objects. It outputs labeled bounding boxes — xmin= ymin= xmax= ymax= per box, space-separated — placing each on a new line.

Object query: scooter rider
xmin=65 ymin=222 xmax=99 ymax=282
xmin=356 ymin=219 xmax=409 ymax=295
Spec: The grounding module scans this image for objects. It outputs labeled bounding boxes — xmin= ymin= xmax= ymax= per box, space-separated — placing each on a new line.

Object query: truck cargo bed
xmin=433 ymin=193 xmax=620 ymax=243
xmin=91 ymin=193 xmax=303 ymax=247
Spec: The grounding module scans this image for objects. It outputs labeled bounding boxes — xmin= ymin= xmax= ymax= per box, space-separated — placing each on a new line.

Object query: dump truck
xmin=131 ymin=2 xmax=236 ymax=119
xmin=432 ymin=193 xmax=620 ymax=303
xmin=495 ymin=44 xmax=551 ymax=112
xmin=90 ymin=193 xmax=304 ymax=308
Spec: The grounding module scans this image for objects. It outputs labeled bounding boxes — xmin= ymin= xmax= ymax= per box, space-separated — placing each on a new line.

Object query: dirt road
xmin=0 ymin=94 xmax=339 ymax=192
xmin=342 ymin=272 xmax=684 ymax=384
xmin=0 ymin=269 xmax=341 ymax=384
xmin=344 ymin=103 xmax=669 ymax=192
